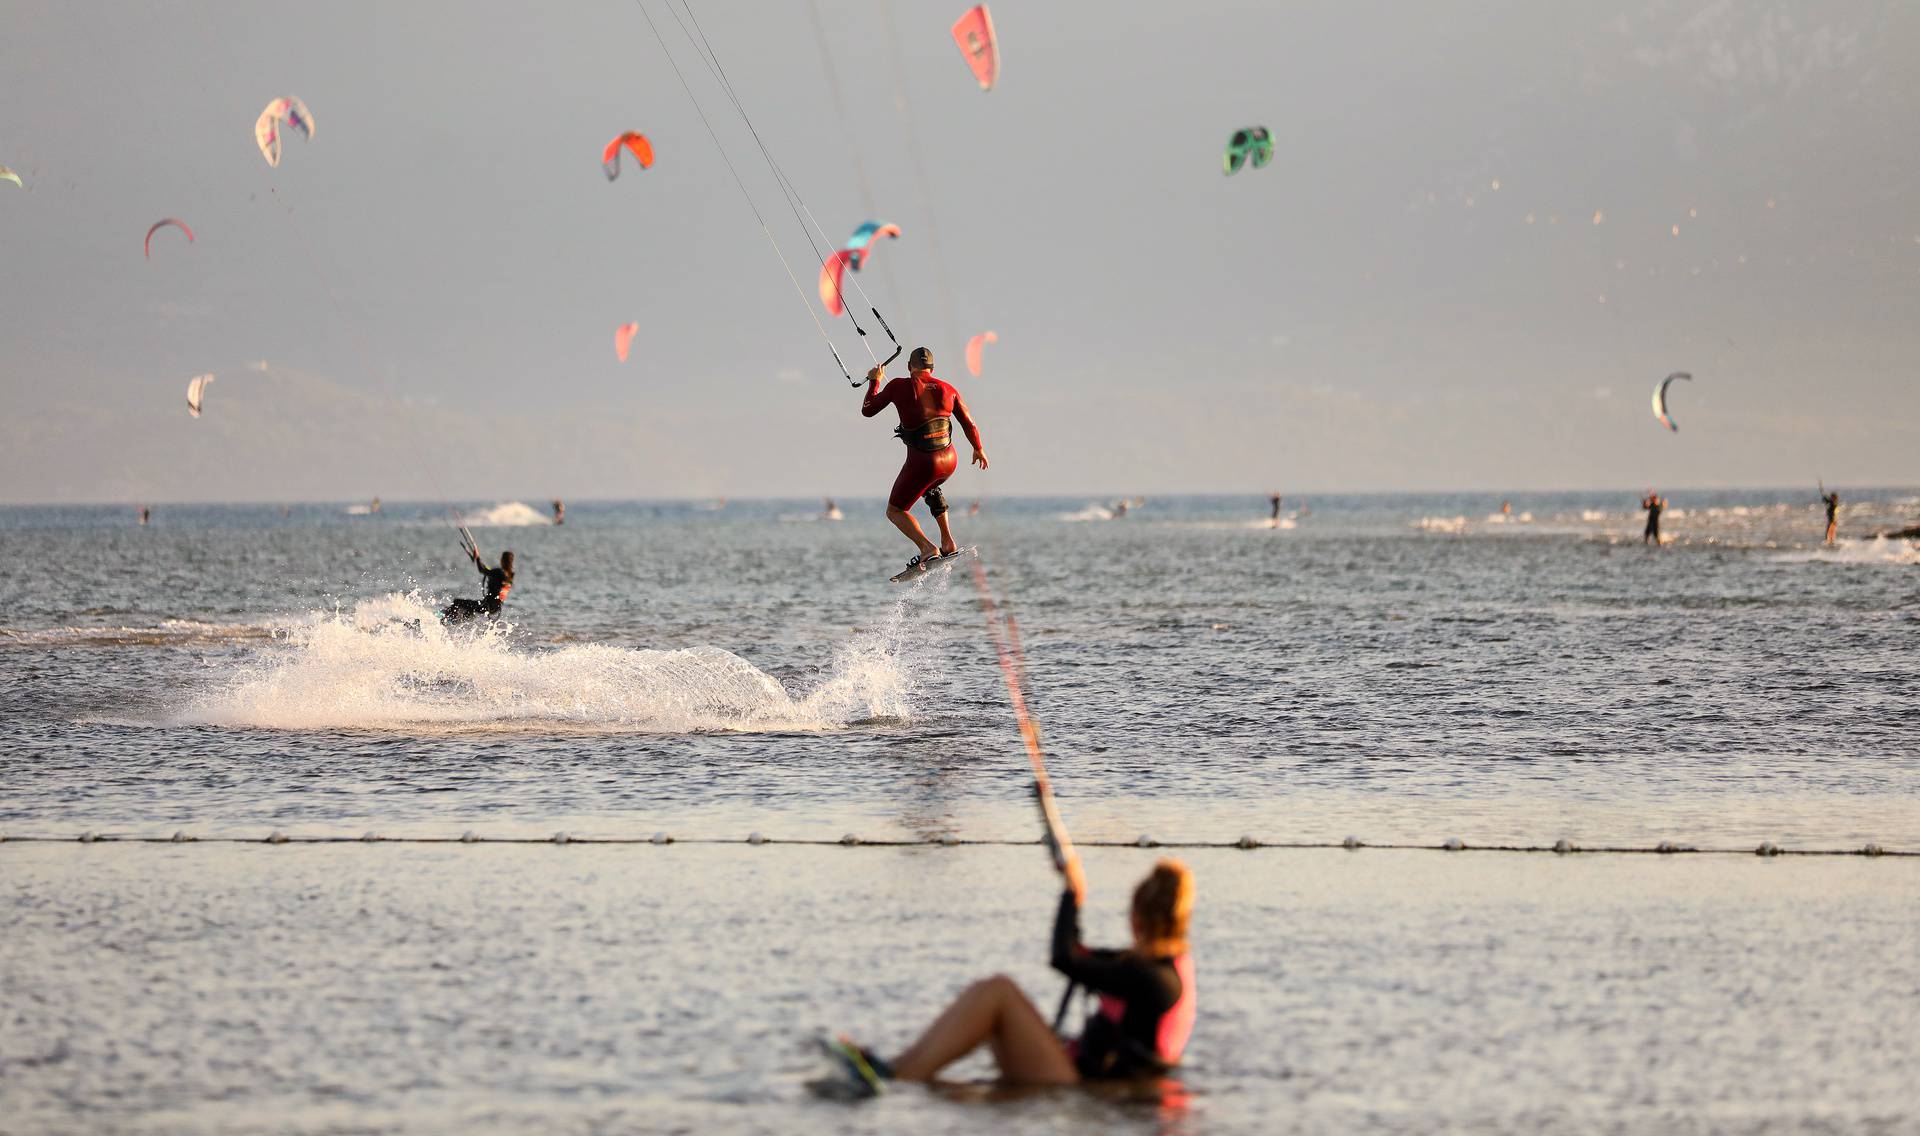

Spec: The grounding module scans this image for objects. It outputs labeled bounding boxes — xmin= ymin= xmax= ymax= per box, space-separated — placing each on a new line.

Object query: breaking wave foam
xmin=182 ymin=592 xmax=923 ymax=734
xmin=465 ymin=502 xmax=554 ymax=527
xmin=1770 ymin=537 xmax=1920 ymax=566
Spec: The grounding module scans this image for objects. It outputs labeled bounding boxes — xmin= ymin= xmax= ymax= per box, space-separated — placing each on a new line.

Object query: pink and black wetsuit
xmin=861 ymin=372 xmax=982 ymax=512
xmin=1050 ymin=890 xmax=1196 ymax=1079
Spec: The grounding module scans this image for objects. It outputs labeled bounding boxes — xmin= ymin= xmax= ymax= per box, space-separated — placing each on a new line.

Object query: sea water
xmin=3 ymin=492 xmax=1917 ymax=1133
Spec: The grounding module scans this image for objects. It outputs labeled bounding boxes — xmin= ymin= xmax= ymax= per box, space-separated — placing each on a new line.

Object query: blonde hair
xmin=1131 ymin=859 xmax=1194 ymax=957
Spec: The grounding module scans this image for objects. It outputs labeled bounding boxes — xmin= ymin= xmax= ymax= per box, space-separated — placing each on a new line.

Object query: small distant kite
xmin=615 ymin=322 xmax=639 ymax=363
xmin=602 ymin=131 xmax=654 ymax=181
xmin=144 ymin=218 xmax=194 ymax=260
xmin=186 ymin=374 xmax=216 ymax=418
xmin=950 ymin=6 xmax=1000 ymax=91
xmin=1652 ymin=371 xmax=1691 ymax=432
xmin=0 ymin=165 xmax=21 ymax=189
xmin=1224 ymin=127 xmax=1273 ymax=175
xmin=965 ymin=330 xmax=998 ymax=377
xmin=819 ymin=221 xmax=900 ymax=316
xmin=254 ymin=96 xmax=314 ymax=167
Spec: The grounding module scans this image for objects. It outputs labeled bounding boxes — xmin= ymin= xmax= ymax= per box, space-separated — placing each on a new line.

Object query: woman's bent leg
xmin=892 ymin=974 xmax=1079 ymax=1086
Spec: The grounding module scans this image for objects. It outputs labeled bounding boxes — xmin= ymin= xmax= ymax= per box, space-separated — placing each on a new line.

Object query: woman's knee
xmin=967 ymin=973 xmax=1022 ymax=1003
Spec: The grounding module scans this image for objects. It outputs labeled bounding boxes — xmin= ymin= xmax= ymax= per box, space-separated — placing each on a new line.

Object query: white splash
xmin=1771 ymin=537 xmax=1920 ymax=566
xmin=1059 ymin=503 xmax=1116 ymax=522
xmin=465 ymin=502 xmax=553 ymax=527
xmin=1414 ymin=515 xmax=1469 ymax=534
xmin=182 ymin=592 xmax=924 ymax=734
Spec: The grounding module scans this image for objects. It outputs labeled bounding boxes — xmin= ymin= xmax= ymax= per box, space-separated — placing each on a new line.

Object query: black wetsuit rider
xmin=444 ymin=549 xmax=514 ymax=623
xmin=1050 ymin=890 xmax=1195 ymax=1079
xmin=1641 ymin=493 xmax=1664 ymax=545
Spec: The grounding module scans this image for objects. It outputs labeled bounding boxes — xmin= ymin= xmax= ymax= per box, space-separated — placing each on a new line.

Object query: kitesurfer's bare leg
xmin=890 ymin=975 xmax=1079 ymax=1086
xmin=933 ymin=513 xmax=959 ymax=556
xmin=886 ymin=505 xmax=939 ymax=561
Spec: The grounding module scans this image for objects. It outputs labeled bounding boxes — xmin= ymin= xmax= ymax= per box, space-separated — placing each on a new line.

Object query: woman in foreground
xmin=823 ymin=858 xmax=1195 ymax=1093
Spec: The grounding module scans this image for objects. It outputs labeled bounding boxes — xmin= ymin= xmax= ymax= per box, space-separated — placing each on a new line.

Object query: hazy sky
xmin=2 ymin=0 xmax=1916 ymax=502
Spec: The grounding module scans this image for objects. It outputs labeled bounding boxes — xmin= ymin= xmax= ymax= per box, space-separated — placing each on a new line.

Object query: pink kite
xmin=615 ymin=322 xmax=639 ymax=362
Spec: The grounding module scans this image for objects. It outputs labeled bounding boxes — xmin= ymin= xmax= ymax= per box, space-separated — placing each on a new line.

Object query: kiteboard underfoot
xmin=806 ymin=1035 xmax=886 ymax=1100
xmin=889 ymin=546 xmax=978 ymax=584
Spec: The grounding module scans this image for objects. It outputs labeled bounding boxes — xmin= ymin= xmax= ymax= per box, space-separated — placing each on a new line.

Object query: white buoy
xmin=1656 ymin=840 xmax=1677 ymax=853
xmin=938 ymin=834 xmax=959 ymax=846
xmin=265 ymin=831 xmax=288 ymax=844
xmin=551 ymin=831 xmax=571 ymax=844
xmin=650 ymin=832 xmax=673 ymax=845
xmin=1235 ymin=835 xmax=1260 ymax=849
xmin=1755 ymin=842 xmax=1781 ymax=857
xmin=78 ymin=831 xmax=98 ymax=843
xmin=1442 ymin=837 xmax=1464 ymax=851
xmin=1552 ymin=839 xmax=1576 ymax=854
xmin=360 ymin=832 xmax=380 ymax=843
xmin=459 ymin=831 xmax=480 ymax=843
xmin=746 ymin=832 xmax=768 ymax=845
xmin=1135 ymin=835 xmax=1157 ymax=847
xmin=1862 ymin=843 xmax=1884 ymax=857
xmin=170 ymin=831 xmax=194 ymax=843
xmin=840 ymin=833 xmax=862 ymax=846
xmin=1342 ymin=836 xmax=1363 ymax=850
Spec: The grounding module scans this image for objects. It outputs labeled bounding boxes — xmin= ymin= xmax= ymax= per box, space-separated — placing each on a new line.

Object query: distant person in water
xmin=824 ymin=498 xmax=843 ymax=520
xmin=138 ymin=506 xmax=150 ymax=526
xmin=444 ymin=548 xmax=514 ymax=624
xmin=969 ymin=500 xmax=981 ymax=517
xmin=1820 ymin=488 xmax=1840 ymax=546
xmin=1500 ymin=499 xmax=1512 ymax=516
xmin=370 ymin=497 xmax=382 ymax=515
xmin=862 ymin=346 xmax=987 ymax=573
xmin=1641 ymin=492 xmax=1665 ymax=545
xmin=1112 ymin=498 xmax=1130 ymax=518
xmin=551 ymin=499 xmax=565 ymax=525
xmin=1269 ymin=492 xmax=1282 ymax=526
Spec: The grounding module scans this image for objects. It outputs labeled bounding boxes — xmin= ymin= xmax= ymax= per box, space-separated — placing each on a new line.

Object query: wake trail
xmin=175 ymin=588 xmax=944 ymax=735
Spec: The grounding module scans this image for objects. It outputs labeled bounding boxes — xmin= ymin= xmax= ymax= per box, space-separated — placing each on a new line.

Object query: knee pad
xmin=924 ymin=485 xmax=949 ymax=517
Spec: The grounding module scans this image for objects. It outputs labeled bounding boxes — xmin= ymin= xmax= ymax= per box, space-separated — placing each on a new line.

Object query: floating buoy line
xmin=6 ymin=832 xmax=1908 ymax=857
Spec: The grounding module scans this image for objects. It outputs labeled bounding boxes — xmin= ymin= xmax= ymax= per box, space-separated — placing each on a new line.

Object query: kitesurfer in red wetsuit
xmin=823 ymin=859 xmax=1197 ymax=1090
xmin=861 ymin=346 xmax=987 ymax=572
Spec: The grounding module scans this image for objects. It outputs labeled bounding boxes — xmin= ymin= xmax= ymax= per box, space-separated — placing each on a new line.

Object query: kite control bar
xmin=847 ymin=306 xmax=904 ymax=386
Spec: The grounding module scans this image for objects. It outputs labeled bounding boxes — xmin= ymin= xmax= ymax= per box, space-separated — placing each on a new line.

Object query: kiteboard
xmin=806 ymin=1035 xmax=886 ymax=1100
xmin=889 ymin=546 xmax=977 ymax=583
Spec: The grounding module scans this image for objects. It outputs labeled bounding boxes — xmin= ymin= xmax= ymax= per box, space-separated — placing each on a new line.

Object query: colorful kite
xmin=950 ymin=6 xmax=1000 ymax=91
xmin=255 ymin=97 xmax=314 ymax=167
xmin=144 ymin=218 xmax=194 ymax=259
xmin=965 ymin=330 xmax=998 ymax=377
xmin=602 ymin=132 xmax=655 ymax=181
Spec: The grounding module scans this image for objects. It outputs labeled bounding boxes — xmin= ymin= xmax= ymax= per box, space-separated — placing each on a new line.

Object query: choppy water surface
xmin=3 ymin=845 xmax=1916 ymax=1136
xmin=2 ymin=490 xmax=1917 ymax=846
xmin=4 ymin=492 xmax=1918 ymax=1134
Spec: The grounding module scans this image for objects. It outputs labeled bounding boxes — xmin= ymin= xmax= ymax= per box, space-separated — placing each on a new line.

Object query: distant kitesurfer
xmin=1500 ymin=500 xmax=1512 ymax=516
xmin=551 ymin=499 xmax=565 ymax=525
xmin=862 ymin=346 xmax=986 ymax=573
xmin=1269 ymin=492 xmax=1282 ymax=526
xmin=1641 ymin=491 xmax=1665 ymax=545
xmin=1820 ymin=488 xmax=1840 ymax=546
xmin=370 ymin=497 xmax=382 ymax=515
xmin=824 ymin=498 xmax=843 ymax=521
xmin=444 ymin=547 xmax=514 ymax=624
xmin=822 ymin=859 xmax=1196 ymax=1091
xmin=1112 ymin=498 xmax=1130 ymax=519
xmin=138 ymin=506 xmax=150 ymax=526
xmin=969 ymin=500 xmax=981 ymax=517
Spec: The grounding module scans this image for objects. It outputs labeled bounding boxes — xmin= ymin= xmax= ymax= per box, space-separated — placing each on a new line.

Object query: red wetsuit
xmin=861 ymin=372 xmax=982 ymax=511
